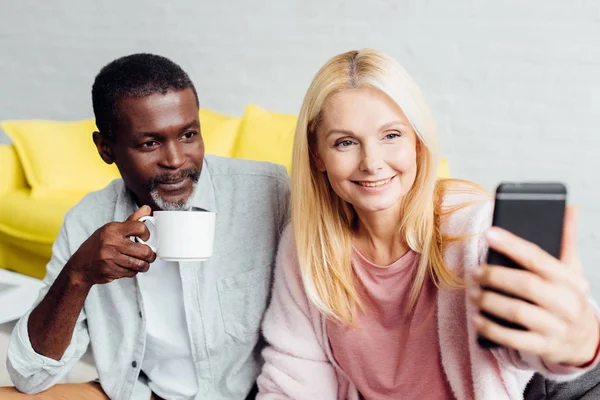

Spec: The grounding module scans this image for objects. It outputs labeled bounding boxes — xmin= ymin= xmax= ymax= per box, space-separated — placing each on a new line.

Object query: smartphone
xmin=477 ymin=182 xmax=567 ymax=349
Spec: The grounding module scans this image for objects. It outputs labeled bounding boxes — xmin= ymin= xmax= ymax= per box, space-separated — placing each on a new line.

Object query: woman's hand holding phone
xmin=470 ymin=206 xmax=600 ymax=367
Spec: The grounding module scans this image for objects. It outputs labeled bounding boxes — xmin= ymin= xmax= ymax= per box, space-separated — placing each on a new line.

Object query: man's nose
xmin=162 ymin=141 xmax=186 ymax=169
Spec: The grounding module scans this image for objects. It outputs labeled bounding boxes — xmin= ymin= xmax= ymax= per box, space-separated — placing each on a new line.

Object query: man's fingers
xmin=113 ymin=253 xmax=151 ymax=273
xmin=94 ymin=263 xmax=139 ymax=283
xmin=118 ymin=221 xmax=151 ymax=240
xmin=124 ymin=206 xmax=153 ymax=241
xmin=119 ymin=241 xmax=156 ymax=263
xmin=126 ymin=205 xmax=152 ymax=222
xmin=102 ymin=206 xmax=155 ymax=274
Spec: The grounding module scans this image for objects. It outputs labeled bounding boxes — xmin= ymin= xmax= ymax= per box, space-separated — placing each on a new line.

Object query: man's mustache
xmin=146 ymin=168 xmax=200 ymax=192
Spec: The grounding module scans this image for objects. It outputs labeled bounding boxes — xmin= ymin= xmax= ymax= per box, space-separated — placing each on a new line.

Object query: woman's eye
xmin=335 ymin=140 xmax=355 ymax=148
xmin=384 ymin=132 xmax=402 ymax=140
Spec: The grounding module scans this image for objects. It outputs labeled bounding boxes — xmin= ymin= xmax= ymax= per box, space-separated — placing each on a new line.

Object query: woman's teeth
xmin=357 ymin=177 xmax=392 ymax=187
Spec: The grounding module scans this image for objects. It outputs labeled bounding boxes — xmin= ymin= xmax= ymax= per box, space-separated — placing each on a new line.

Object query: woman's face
xmin=315 ymin=87 xmax=419 ymax=216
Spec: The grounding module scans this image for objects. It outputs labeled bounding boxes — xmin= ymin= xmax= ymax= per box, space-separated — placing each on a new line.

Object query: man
xmin=3 ymin=54 xmax=289 ymax=399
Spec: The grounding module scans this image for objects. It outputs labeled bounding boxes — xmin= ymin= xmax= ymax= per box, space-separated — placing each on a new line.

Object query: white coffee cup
xmin=134 ymin=211 xmax=216 ymax=261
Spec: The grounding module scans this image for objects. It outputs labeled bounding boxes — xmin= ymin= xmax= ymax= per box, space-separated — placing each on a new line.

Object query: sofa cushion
xmin=232 ymin=104 xmax=297 ymax=174
xmin=0 ymin=189 xmax=84 ymax=278
xmin=0 ymin=144 xmax=27 ymax=195
xmin=199 ymin=109 xmax=242 ymax=157
xmin=1 ymin=119 xmax=120 ymax=198
xmin=437 ymin=158 xmax=450 ymax=178
xmin=0 ymin=189 xmax=84 ymax=245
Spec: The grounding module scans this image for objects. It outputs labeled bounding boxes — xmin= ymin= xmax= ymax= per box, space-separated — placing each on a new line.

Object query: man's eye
xmin=182 ymin=131 xmax=197 ymax=140
xmin=140 ymin=141 xmax=159 ymax=148
xmin=335 ymin=140 xmax=355 ymax=148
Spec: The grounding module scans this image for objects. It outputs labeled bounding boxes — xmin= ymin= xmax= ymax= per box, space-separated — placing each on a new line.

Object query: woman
xmin=257 ymin=49 xmax=600 ymax=399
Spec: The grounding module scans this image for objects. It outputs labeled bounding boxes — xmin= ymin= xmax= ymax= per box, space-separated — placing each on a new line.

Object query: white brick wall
xmin=1 ymin=0 xmax=599 ymax=295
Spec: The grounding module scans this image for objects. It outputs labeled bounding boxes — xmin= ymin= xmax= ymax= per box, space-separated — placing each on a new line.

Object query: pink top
xmin=327 ymin=247 xmax=458 ymax=400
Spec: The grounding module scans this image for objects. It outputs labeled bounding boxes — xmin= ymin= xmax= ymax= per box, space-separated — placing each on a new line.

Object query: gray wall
xmin=2 ymin=1 xmax=600 ymax=294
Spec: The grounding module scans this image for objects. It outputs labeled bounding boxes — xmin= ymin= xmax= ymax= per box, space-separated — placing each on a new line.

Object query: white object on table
xmin=0 ymin=268 xmax=44 ymax=325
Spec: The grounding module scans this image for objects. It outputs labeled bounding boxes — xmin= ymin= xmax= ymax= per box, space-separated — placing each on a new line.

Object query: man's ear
xmin=92 ymin=131 xmax=115 ymax=165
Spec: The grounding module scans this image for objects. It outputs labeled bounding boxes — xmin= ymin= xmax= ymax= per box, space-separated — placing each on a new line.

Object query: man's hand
xmin=27 ymin=205 xmax=157 ymax=360
xmin=66 ymin=205 xmax=156 ymax=288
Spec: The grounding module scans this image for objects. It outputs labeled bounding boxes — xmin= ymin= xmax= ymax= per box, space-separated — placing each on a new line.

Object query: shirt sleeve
xmin=6 ymin=221 xmax=91 ymax=394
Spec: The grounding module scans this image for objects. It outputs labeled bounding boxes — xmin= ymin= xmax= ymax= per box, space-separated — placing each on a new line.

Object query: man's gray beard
xmin=150 ymin=182 xmax=196 ymax=211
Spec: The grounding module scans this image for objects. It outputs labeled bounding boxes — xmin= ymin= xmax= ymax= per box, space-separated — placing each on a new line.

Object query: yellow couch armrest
xmin=0 ymin=144 xmax=27 ymax=195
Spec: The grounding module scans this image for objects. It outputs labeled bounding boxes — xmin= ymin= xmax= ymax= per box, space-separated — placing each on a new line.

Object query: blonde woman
xmin=257 ymin=49 xmax=600 ymax=399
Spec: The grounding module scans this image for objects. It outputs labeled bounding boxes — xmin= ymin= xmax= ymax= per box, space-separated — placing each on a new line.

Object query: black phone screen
xmin=488 ymin=183 xmax=566 ymax=267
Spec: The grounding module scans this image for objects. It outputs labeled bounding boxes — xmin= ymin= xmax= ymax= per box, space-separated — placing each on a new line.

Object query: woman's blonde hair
xmin=292 ymin=48 xmax=471 ymax=325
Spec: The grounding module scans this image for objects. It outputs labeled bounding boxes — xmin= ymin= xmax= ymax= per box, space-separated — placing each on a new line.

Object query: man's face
xmin=95 ymin=88 xmax=204 ymax=211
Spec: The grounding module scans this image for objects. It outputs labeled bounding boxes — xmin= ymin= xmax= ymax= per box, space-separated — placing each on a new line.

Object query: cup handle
xmin=134 ymin=216 xmax=157 ymax=253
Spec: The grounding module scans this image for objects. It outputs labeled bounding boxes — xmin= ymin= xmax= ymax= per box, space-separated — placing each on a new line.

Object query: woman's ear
xmin=314 ymin=152 xmax=326 ymax=172
xmin=93 ymin=131 xmax=115 ymax=165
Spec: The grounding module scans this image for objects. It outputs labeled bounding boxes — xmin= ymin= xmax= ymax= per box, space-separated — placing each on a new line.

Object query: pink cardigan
xmin=257 ymin=191 xmax=596 ymax=400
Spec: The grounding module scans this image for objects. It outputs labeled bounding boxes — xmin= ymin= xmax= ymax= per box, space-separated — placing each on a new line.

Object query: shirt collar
xmin=189 ymin=158 xmax=216 ymax=212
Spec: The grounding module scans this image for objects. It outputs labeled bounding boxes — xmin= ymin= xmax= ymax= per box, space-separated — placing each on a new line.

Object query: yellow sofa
xmin=0 ymin=104 xmax=450 ymax=279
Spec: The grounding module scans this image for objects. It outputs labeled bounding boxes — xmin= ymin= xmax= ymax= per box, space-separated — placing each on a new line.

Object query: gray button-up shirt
xmin=7 ymin=155 xmax=290 ymax=400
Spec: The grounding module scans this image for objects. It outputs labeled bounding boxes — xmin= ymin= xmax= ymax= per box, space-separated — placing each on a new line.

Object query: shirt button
xmin=138 ymin=311 xmax=142 ymax=318
xmin=132 ymin=361 xmax=137 ymax=368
